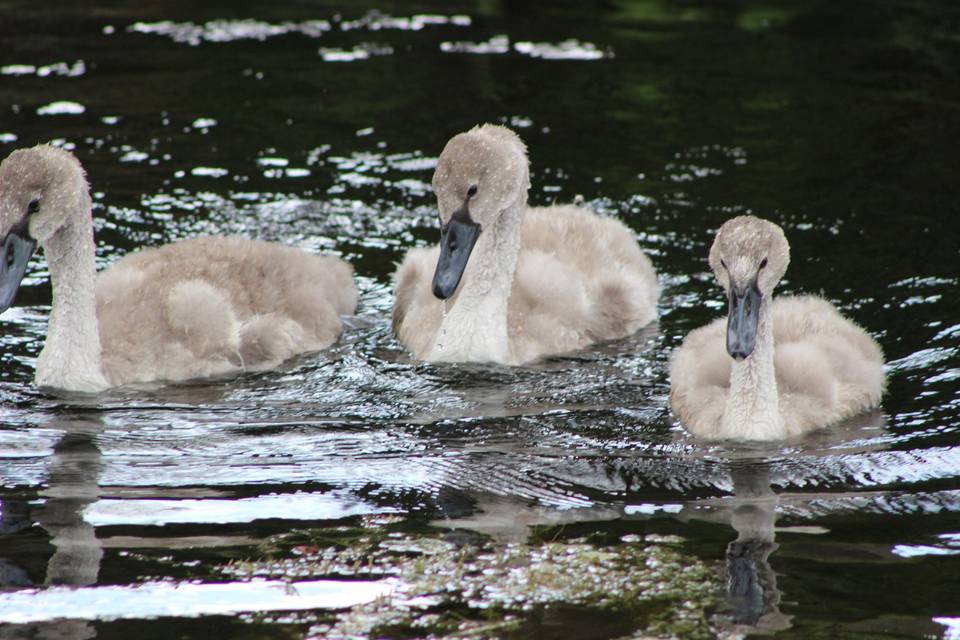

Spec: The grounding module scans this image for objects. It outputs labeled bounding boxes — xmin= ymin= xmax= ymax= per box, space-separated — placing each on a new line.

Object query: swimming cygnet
xmin=392 ymin=124 xmax=658 ymax=364
xmin=669 ymin=215 xmax=884 ymax=440
xmin=0 ymin=145 xmax=357 ymax=392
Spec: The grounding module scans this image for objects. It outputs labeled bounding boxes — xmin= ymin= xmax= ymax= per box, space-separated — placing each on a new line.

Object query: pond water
xmin=1 ymin=1 xmax=958 ymax=638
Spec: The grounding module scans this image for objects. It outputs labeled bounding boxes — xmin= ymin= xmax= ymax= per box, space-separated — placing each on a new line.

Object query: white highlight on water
xmin=0 ymin=578 xmax=394 ymax=623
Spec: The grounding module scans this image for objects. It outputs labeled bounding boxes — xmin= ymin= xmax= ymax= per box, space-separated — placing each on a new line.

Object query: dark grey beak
xmin=431 ymin=203 xmax=481 ymax=300
xmin=0 ymin=220 xmax=37 ymax=313
xmin=726 ymin=279 xmax=762 ymax=360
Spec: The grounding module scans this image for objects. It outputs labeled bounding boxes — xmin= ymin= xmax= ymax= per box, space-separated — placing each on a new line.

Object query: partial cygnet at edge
xmin=392 ymin=124 xmax=658 ymax=365
xmin=0 ymin=145 xmax=357 ymax=392
xmin=669 ymin=215 xmax=885 ymax=440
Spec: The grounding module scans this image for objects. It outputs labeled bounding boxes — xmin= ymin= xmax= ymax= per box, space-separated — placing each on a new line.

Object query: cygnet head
xmin=430 ymin=125 xmax=530 ymax=299
xmin=0 ymin=145 xmax=90 ymax=312
xmin=708 ymin=216 xmax=790 ymax=360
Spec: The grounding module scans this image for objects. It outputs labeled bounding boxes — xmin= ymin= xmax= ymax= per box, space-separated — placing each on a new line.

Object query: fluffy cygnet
xmin=0 ymin=145 xmax=356 ymax=392
xmin=392 ymin=124 xmax=658 ymax=365
xmin=669 ymin=215 xmax=885 ymax=440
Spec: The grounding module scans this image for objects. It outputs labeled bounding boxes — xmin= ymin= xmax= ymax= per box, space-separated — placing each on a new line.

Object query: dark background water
xmin=1 ymin=1 xmax=958 ymax=638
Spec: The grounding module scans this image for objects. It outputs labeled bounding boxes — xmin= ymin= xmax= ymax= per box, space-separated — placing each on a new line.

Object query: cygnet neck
xmin=721 ymin=295 xmax=783 ymax=439
xmin=459 ymin=199 xmax=524 ymax=305
xmin=36 ymin=191 xmax=109 ymax=392
xmin=432 ymin=196 xmax=525 ymax=363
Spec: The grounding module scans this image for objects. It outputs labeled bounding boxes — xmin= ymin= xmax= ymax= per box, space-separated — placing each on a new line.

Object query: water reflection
xmin=433 ymin=491 xmax=623 ymax=543
xmin=0 ymin=415 xmax=103 ymax=638
xmin=722 ymin=466 xmax=791 ymax=633
xmin=679 ymin=463 xmax=792 ymax=635
xmin=37 ymin=420 xmax=103 ymax=588
xmin=0 ymin=416 xmax=104 ymax=588
xmin=678 ymin=411 xmax=892 ymax=635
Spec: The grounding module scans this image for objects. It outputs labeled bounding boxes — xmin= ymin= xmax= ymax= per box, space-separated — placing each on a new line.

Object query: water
xmin=1 ymin=1 xmax=959 ymax=637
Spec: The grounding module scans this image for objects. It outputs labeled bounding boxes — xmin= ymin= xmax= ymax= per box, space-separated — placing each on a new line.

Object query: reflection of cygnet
xmin=670 ymin=216 xmax=885 ymax=440
xmin=679 ymin=464 xmax=792 ymax=634
xmin=393 ymin=124 xmax=658 ymax=364
xmin=34 ymin=419 xmax=104 ymax=586
xmin=0 ymin=145 xmax=357 ymax=392
xmin=724 ymin=468 xmax=786 ymax=630
xmin=432 ymin=492 xmax=622 ymax=543
xmin=26 ymin=418 xmax=106 ymax=640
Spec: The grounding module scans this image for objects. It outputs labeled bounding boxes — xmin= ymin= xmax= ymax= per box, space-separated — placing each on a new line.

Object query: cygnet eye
xmin=466 ymin=184 xmax=478 ymax=198
xmin=759 ymin=257 xmax=768 ymax=270
xmin=27 ymin=199 xmax=40 ymax=215
xmin=720 ymin=259 xmax=727 ymax=270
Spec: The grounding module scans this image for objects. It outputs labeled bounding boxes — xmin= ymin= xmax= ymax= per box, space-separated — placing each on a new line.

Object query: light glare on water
xmin=0 ymin=579 xmax=394 ymax=624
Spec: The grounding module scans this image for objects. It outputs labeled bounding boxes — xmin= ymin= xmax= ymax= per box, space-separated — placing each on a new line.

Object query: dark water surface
xmin=1 ymin=1 xmax=959 ymax=638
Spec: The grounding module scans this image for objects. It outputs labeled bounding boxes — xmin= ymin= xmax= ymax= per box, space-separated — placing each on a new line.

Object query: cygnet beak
xmin=431 ymin=202 xmax=481 ymax=300
xmin=726 ymin=278 xmax=761 ymax=360
xmin=0 ymin=217 xmax=37 ymax=313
